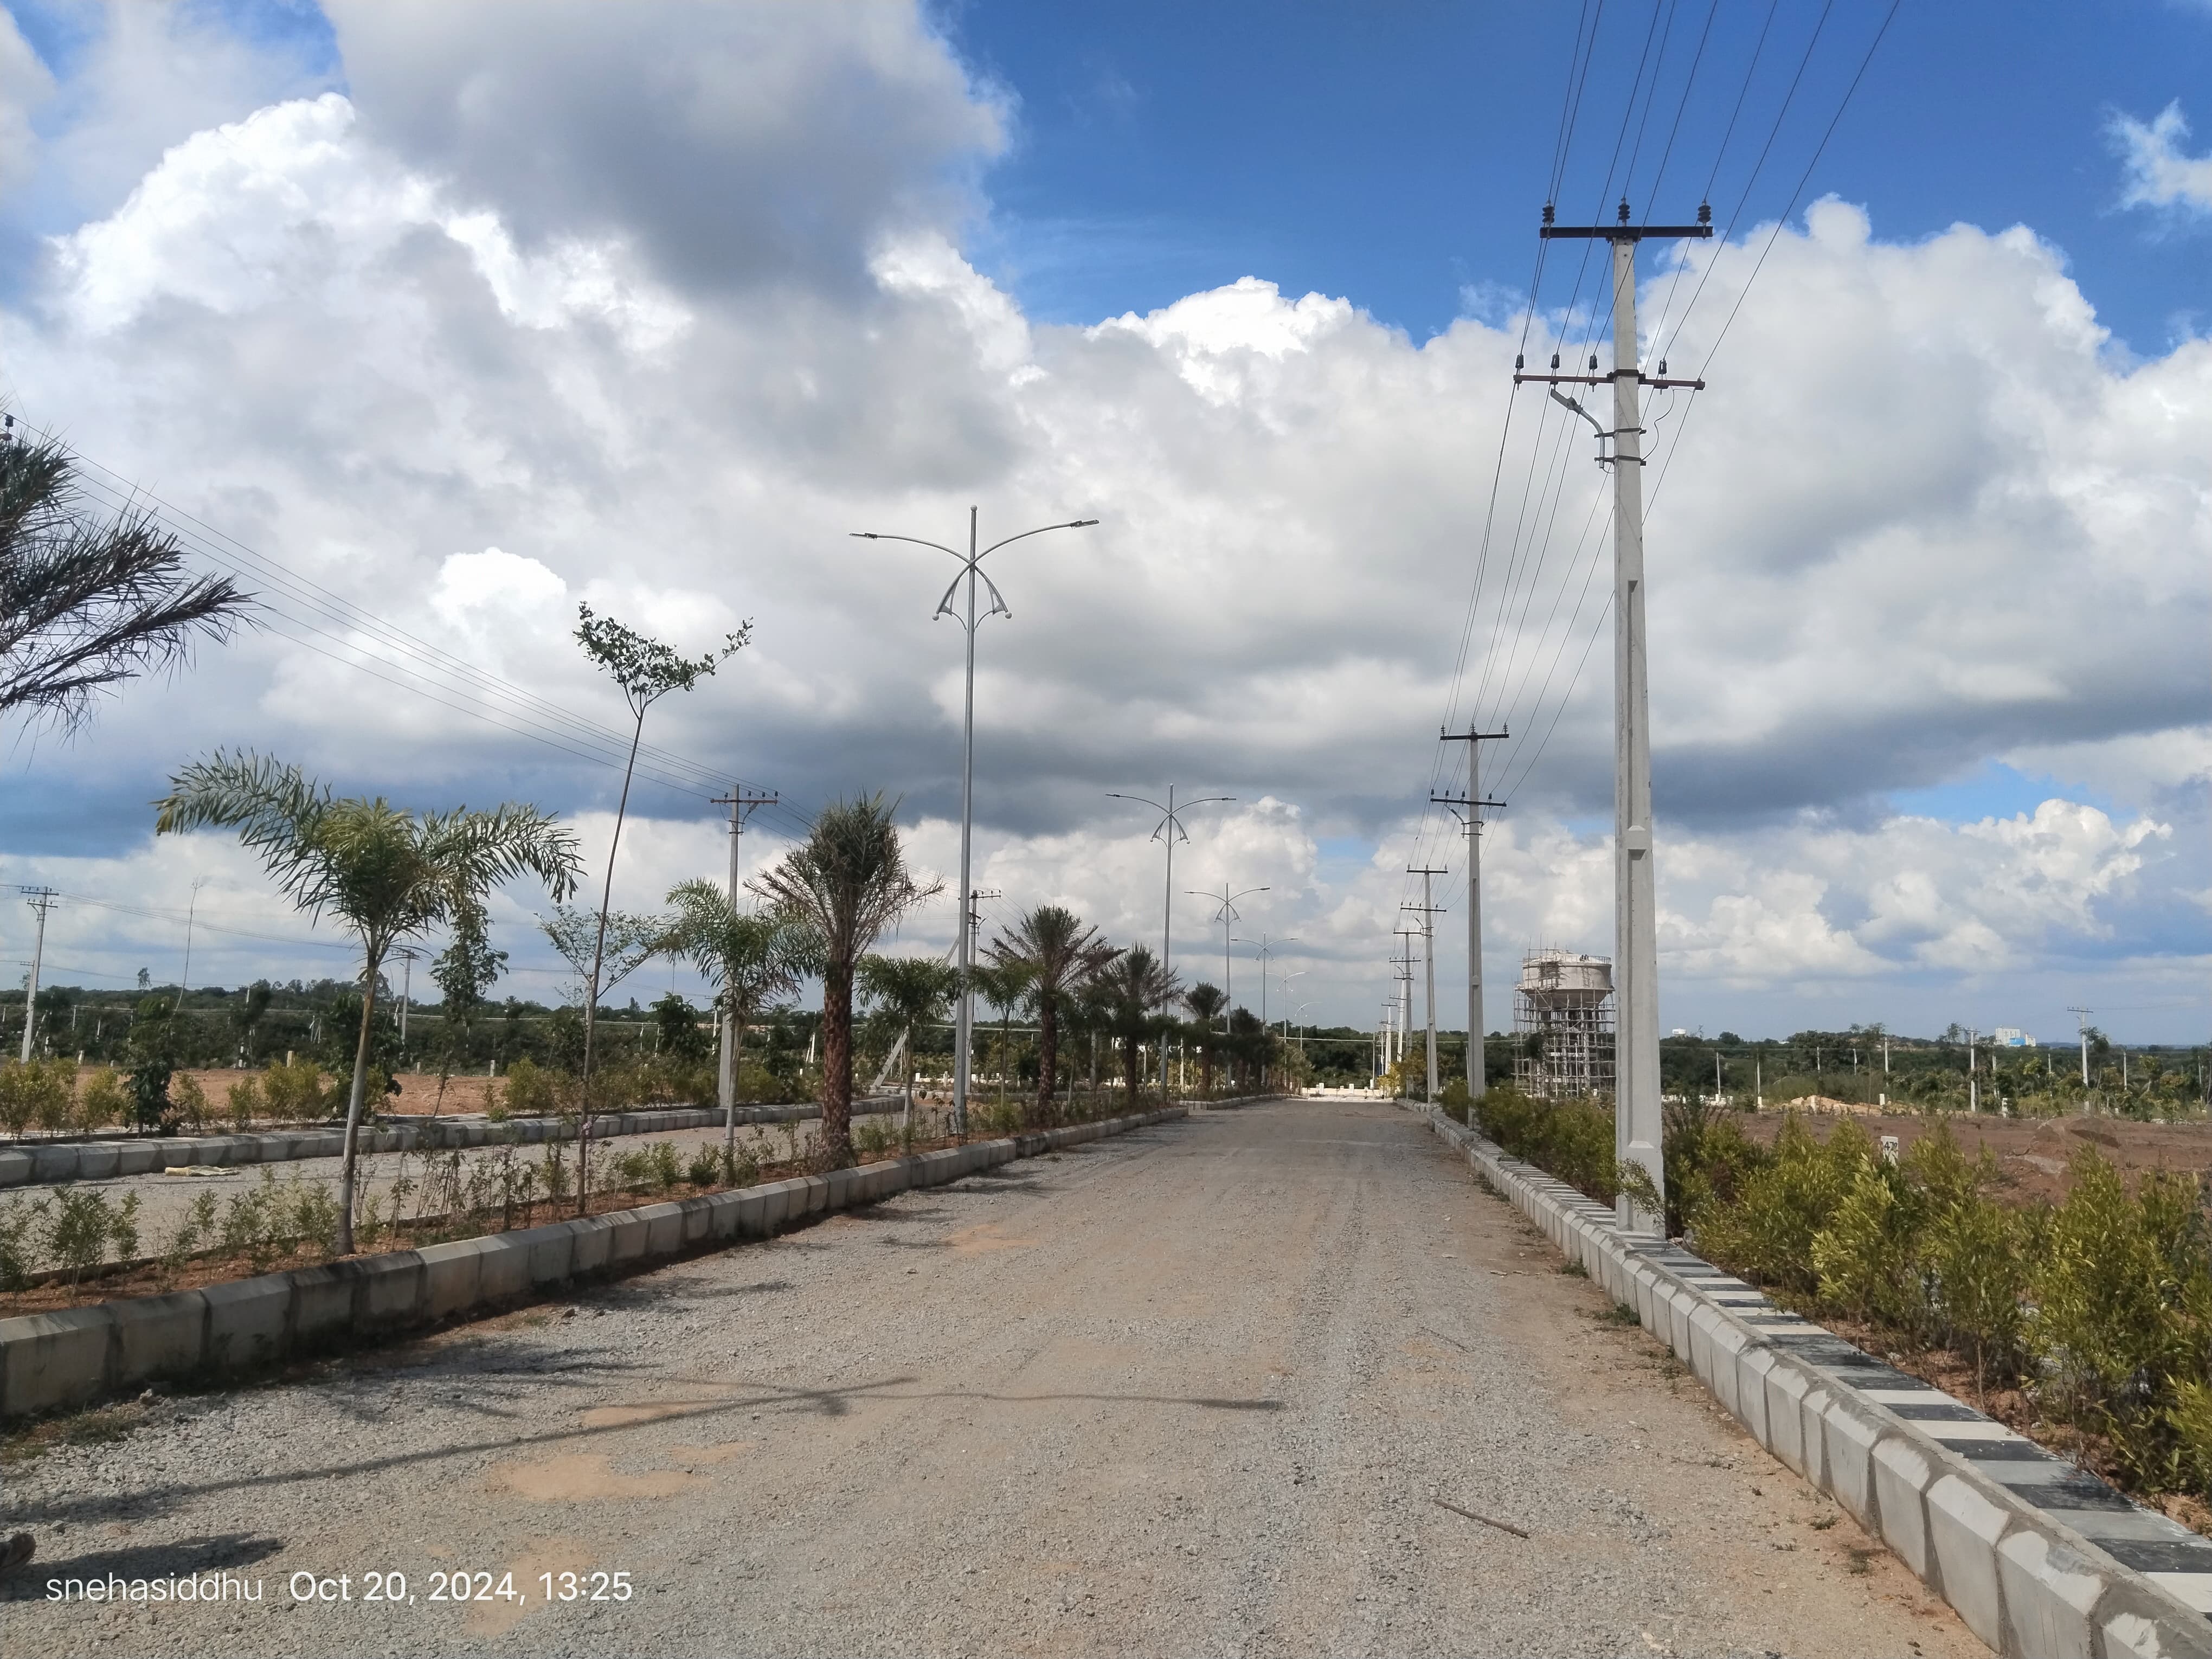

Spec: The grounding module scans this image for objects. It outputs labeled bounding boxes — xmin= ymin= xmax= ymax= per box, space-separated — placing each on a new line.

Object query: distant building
xmin=1992 ymin=1027 xmax=2036 ymax=1047
xmin=1514 ymin=949 xmax=1614 ymax=1101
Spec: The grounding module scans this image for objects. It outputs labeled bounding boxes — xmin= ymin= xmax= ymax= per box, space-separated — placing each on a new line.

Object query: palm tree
xmin=1 ymin=435 xmax=253 ymax=734
xmin=1183 ymin=982 xmax=1226 ymax=1098
xmin=857 ymin=954 xmax=961 ymax=1129
xmin=749 ymin=796 xmax=940 ymax=1169
xmin=986 ymin=905 xmax=1120 ymax=1127
xmin=155 ymin=752 xmax=581 ymax=1250
xmin=970 ymin=960 xmax=1033 ymax=1120
xmin=1097 ymin=946 xmax=1180 ymax=1105
xmin=664 ymin=878 xmax=806 ymax=1159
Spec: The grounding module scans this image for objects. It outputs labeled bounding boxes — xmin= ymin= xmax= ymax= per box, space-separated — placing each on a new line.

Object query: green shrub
xmin=0 ymin=1058 xmax=73 ymax=1139
xmin=647 ymin=1141 xmax=681 ymax=1192
xmin=1811 ymin=1161 xmax=1928 ymax=1331
xmin=227 ymin=1074 xmax=261 ymax=1130
xmin=260 ymin=1058 xmax=329 ymax=1121
xmin=499 ymin=1058 xmax=561 ymax=1118
xmin=76 ymin=1068 xmax=128 ymax=1133
xmin=0 ymin=1195 xmax=38 ymax=1289
xmin=41 ymin=1187 xmax=141 ymax=1282
xmin=171 ymin=1073 xmax=210 ymax=1134
xmin=0 ymin=1060 xmax=33 ymax=1137
xmin=1692 ymin=1115 xmax=1867 ymax=1294
xmin=854 ymin=1117 xmax=896 ymax=1159
xmin=686 ymin=1146 xmax=721 ymax=1188
xmin=1475 ymin=1085 xmax=1618 ymax=1205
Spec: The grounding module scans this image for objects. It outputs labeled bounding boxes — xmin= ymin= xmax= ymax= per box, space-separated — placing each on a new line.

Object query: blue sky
xmin=951 ymin=0 xmax=2211 ymax=355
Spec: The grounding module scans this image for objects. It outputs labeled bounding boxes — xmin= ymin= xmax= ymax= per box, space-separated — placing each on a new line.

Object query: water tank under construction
xmin=1513 ymin=949 xmax=1616 ymax=1101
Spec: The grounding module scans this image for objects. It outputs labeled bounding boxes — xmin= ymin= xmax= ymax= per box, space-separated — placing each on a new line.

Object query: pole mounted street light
xmin=852 ymin=509 xmax=1099 ymax=1134
xmin=1108 ymin=787 xmax=1233 ymax=1094
xmin=1231 ymin=934 xmax=1299 ymax=1030
xmin=1190 ymin=882 xmax=1269 ymax=1029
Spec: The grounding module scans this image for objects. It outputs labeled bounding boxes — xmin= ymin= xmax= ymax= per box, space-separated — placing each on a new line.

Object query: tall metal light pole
xmin=1189 ymin=883 xmax=1268 ymax=1025
xmin=1109 ymin=787 xmax=1233 ymax=1091
xmin=1519 ymin=198 xmax=1711 ymax=1232
xmin=853 ymin=510 xmax=1099 ymax=1134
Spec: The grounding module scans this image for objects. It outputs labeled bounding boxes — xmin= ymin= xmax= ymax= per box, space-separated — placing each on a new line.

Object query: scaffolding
xmin=1513 ymin=948 xmax=1615 ymax=1101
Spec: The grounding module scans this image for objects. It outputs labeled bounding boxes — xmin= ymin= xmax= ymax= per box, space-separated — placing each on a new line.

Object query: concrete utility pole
xmin=17 ymin=888 xmax=57 ymax=1063
xmin=1521 ymin=198 xmax=1711 ymax=1233
xmin=396 ymin=948 xmax=417 ymax=1051
xmin=852 ymin=509 xmax=1098 ymax=1134
xmin=1435 ymin=725 xmax=1506 ymax=1098
xmin=710 ymin=788 xmax=777 ymax=1116
xmin=1405 ymin=871 xmax=1448 ymax=1104
xmin=1112 ymin=788 xmax=1232 ymax=1092
xmin=1392 ymin=927 xmax=1420 ymax=1097
xmin=2069 ymin=1006 xmax=2093 ymax=1088
xmin=1967 ymin=1028 xmax=1978 ymax=1113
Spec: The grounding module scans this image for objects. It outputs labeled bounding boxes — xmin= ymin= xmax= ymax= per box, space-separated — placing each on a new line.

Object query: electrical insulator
xmin=1587 ymin=354 xmax=1598 ymax=372
xmin=1550 ymin=353 xmax=1560 ymax=370
xmin=1515 ymin=355 xmax=1523 ymax=371
xmin=1617 ymin=199 xmax=1631 ymax=224
xmin=1542 ymin=202 xmax=1555 ymax=226
xmin=1657 ymin=359 xmax=1667 ymax=377
xmin=1697 ymin=201 xmax=1711 ymax=225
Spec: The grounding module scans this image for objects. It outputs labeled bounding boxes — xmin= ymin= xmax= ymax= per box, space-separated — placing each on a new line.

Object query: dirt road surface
xmin=0 ymin=1099 xmax=1977 ymax=1656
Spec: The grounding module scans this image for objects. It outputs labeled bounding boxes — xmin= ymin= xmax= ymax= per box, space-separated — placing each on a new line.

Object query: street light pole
xmin=852 ymin=509 xmax=1099 ymax=1135
xmin=1109 ymin=787 xmax=1233 ymax=1093
xmin=1189 ymin=883 xmax=1269 ymax=1026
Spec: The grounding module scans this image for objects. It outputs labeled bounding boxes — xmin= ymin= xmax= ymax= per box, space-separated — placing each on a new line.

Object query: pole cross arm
xmin=1439 ymin=728 xmax=1509 ymax=742
xmin=1516 ymin=371 xmax=1707 ymax=390
xmin=1539 ymin=225 xmax=1713 ymax=241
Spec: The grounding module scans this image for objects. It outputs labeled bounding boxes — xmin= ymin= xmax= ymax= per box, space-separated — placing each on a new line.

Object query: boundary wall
xmin=0 ymin=1108 xmax=1185 ymax=1422
xmin=1425 ymin=1107 xmax=2212 ymax=1659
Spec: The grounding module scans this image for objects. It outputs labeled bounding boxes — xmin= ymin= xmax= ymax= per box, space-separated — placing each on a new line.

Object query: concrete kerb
xmin=0 ymin=1107 xmax=1187 ymax=1423
xmin=1416 ymin=1104 xmax=2212 ymax=1659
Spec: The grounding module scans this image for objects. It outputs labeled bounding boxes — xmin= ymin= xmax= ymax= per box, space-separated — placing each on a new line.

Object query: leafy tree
xmin=231 ymin=980 xmax=275 ymax=1064
xmin=430 ymin=906 xmax=505 ymax=1116
xmin=0 ymin=435 xmax=252 ymax=734
xmin=539 ymin=904 xmax=664 ymax=1017
xmin=970 ymin=960 xmax=1033 ymax=1120
xmin=749 ymin=796 xmax=940 ymax=1168
xmin=1183 ymin=982 xmax=1226 ymax=1097
xmin=664 ymin=878 xmax=806 ymax=1157
xmin=155 ymin=751 xmax=581 ymax=1251
xmin=571 ymin=605 xmax=747 ymax=1167
xmin=857 ymin=954 xmax=960 ymax=1127
xmin=986 ymin=905 xmax=1120 ymax=1126
xmin=1096 ymin=946 xmax=1179 ymax=1103
xmin=651 ymin=992 xmax=712 ymax=1064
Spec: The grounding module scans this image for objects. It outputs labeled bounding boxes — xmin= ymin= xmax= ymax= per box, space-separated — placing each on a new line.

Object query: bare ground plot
xmin=1741 ymin=1106 xmax=2212 ymax=1204
xmin=0 ymin=1100 xmax=1976 ymax=1657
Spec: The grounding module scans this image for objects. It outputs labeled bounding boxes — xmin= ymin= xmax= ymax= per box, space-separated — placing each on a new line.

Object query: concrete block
xmin=1687 ymin=1302 xmax=1722 ymax=1393
xmin=731 ymin=1191 xmax=770 ymax=1239
xmin=117 ymin=1144 xmax=163 ymax=1176
xmin=105 ymin=1290 xmax=205 ymax=1386
xmin=1799 ymin=1386 xmax=1834 ymax=1492
xmin=639 ymin=1201 xmax=686 ymax=1257
xmin=202 ymin=1274 xmax=291 ymax=1371
xmin=2095 ymin=1577 xmax=2212 ymax=1659
xmin=703 ymin=1192 xmax=743 ymax=1241
xmin=605 ymin=1211 xmax=651 ymax=1265
xmin=677 ymin=1197 xmax=714 ymax=1246
xmin=1665 ymin=1284 xmax=1695 ymax=1362
xmin=474 ymin=1234 xmax=532 ymax=1301
xmin=1734 ymin=1344 xmax=1774 ymax=1446
xmin=1822 ymin=1398 xmax=1886 ymax=1530
xmin=569 ymin=1216 xmax=616 ymax=1276
xmin=419 ymin=1239 xmax=486 ymax=1319
xmin=1997 ymin=1526 xmax=2106 ymax=1659
xmin=353 ymin=1252 xmax=426 ymax=1327
xmin=0 ymin=1149 xmax=28 ymax=1186
xmin=1926 ymin=1472 xmax=2012 ymax=1652
xmin=824 ymin=1167 xmax=860 ymax=1209
xmin=0 ymin=1307 xmax=113 ymax=1415
xmin=520 ymin=1225 xmax=576 ymax=1287
xmin=288 ymin=1264 xmax=356 ymax=1347
xmin=1763 ymin=1360 xmax=1811 ymax=1472
xmin=75 ymin=1144 xmax=120 ymax=1180
xmin=798 ymin=1176 xmax=831 ymax=1216
xmin=1872 ymin=1435 xmax=1939 ymax=1586
xmin=255 ymin=1135 xmax=297 ymax=1163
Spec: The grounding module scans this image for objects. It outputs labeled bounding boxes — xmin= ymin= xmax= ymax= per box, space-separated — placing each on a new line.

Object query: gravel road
xmin=0 ymin=1098 xmax=1978 ymax=1656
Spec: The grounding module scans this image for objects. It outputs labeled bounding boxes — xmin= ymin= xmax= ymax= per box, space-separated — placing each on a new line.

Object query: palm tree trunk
xmin=1034 ymin=997 xmax=1057 ymax=1128
xmin=1122 ymin=1033 xmax=1141 ymax=1103
xmin=335 ymin=964 xmax=380 ymax=1255
xmin=723 ymin=1010 xmax=744 ymax=1160
xmin=819 ymin=964 xmax=854 ymax=1169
